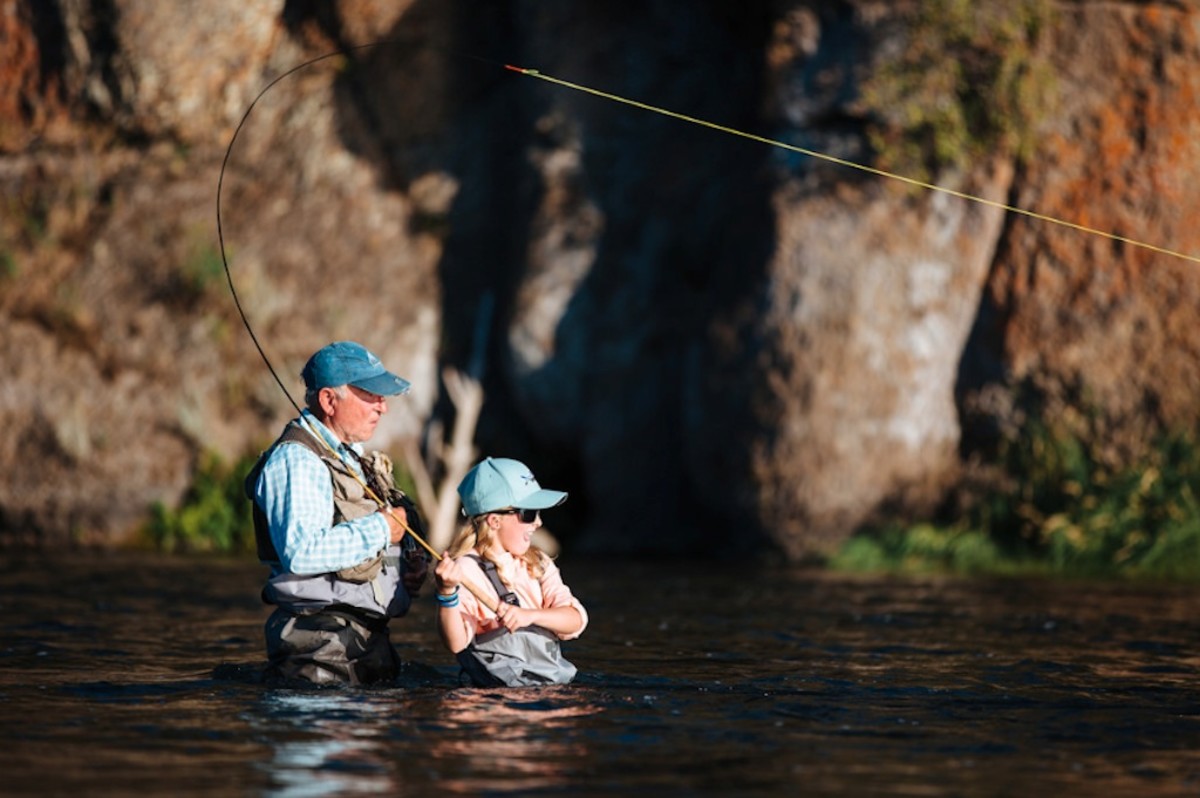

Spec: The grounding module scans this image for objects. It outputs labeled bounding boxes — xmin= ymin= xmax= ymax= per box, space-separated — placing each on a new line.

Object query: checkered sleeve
xmin=255 ymin=442 xmax=390 ymax=575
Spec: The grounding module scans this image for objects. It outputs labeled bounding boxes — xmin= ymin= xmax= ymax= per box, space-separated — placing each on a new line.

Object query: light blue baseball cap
xmin=458 ymin=457 xmax=568 ymax=516
xmin=301 ymin=341 xmax=411 ymax=396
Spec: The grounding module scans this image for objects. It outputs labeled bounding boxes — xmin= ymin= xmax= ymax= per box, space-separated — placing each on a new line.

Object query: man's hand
xmin=402 ymin=546 xmax=429 ymax=596
xmin=381 ymin=504 xmax=408 ymax=544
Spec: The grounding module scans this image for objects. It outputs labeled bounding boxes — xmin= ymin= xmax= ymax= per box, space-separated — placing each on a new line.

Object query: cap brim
xmin=517 ymin=489 xmax=568 ymax=511
xmin=351 ymin=371 xmax=411 ymax=396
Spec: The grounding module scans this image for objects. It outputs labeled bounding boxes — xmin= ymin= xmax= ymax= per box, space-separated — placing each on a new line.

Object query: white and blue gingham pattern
xmin=254 ymin=410 xmax=389 ymax=575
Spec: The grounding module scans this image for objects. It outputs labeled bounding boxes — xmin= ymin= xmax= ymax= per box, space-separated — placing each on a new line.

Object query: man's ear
xmin=318 ymin=387 xmax=339 ymax=416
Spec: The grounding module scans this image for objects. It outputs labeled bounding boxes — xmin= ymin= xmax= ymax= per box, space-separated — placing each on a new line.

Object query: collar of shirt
xmin=299 ymin=409 xmax=364 ymax=459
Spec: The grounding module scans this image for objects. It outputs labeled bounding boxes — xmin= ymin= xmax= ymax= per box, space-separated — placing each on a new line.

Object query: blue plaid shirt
xmin=254 ymin=410 xmax=390 ymax=575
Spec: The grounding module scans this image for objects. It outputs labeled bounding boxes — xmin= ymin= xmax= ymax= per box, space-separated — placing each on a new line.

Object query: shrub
xmin=859 ymin=0 xmax=1056 ymax=181
xmin=836 ymin=426 xmax=1200 ymax=582
xmin=145 ymin=451 xmax=258 ymax=555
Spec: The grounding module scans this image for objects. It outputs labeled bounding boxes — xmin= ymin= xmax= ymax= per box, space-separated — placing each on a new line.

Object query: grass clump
xmin=0 ymin=251 xmax=17 ymax=280
xmin=145 ymin=451 xmax=258 ymax=555
xmin=859 ymin=0 xmax=1056 ymax=182
xmin=834 ymin=523 xmax=1005 ymax=576
xmin=833 ymin=424 xmax=1200 ymax=581
xmin=178 ymin=236 xmax=228 ymax=302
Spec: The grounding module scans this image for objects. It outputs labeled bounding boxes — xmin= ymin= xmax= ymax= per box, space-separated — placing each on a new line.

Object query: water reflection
xmin=426 ymin=689 xmax=602 ymax=794
xmin=3 ymin=555 xmax=1200 ymax=797
xmin=256 ymin=692 xmax=398 ymax=797
xmin=250 ymin=687 xmax=604 ymax=796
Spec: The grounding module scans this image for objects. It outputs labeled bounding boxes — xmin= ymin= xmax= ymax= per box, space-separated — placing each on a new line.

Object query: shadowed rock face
xmin=1 ymin=1 xmax=1198 ymax=558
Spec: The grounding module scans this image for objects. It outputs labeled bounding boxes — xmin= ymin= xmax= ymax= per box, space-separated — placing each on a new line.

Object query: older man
xmin=246 ymin=341 xmax=428 ymax=685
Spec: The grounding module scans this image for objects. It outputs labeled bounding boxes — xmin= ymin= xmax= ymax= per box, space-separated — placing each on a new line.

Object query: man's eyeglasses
xmin=494 ymin=508 xmax=540 ymax=523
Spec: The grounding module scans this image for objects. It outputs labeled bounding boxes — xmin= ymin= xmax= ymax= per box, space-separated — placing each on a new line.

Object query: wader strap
xmin=466 ymin=554 xmax=520 ymax=606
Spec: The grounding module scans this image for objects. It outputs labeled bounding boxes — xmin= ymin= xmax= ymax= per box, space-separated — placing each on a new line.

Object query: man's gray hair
xmin=305 ymin=384 xmax=346 ymax=412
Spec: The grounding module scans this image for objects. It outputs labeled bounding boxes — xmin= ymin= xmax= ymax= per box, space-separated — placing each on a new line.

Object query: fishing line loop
xmin=506 ymin=64 xmax=1200 ymax=266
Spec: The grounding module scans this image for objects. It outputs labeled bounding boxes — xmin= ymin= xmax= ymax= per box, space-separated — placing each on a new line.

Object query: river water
xmin=2 ymin=552 xmax=1198 ymax=796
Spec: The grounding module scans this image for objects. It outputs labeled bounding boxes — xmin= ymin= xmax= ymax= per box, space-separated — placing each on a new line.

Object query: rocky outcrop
xmin=0 ymin=0 xmax=443 ymax=544
xmin=1 ymin=0 xmax=1198 ymax=559
xmin=963 ymin=2 xmax=1200 ymax=463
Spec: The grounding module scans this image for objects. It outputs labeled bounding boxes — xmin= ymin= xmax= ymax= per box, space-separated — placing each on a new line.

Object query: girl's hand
xmin=434 ymin=552 xmax=462 ymax=595
xmin=494 ymin=601 xmax=532 ymax=632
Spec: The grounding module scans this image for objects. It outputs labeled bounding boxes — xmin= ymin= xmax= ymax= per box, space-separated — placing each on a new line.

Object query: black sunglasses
xmin=494 ymin=508 xmax=540 ymax=523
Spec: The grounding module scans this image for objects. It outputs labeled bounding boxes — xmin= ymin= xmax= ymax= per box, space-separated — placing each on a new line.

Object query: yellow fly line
xmin=504 ymin=64 xmax=1200 ymax=267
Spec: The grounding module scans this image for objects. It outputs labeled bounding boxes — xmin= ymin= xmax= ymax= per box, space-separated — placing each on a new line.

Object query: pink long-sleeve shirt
xmin=451 ymin=548 xmax=588 ymax=641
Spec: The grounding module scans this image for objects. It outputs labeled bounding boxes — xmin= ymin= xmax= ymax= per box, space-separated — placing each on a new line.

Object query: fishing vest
xmin=246 ymin=418 xmax=411 ymax=620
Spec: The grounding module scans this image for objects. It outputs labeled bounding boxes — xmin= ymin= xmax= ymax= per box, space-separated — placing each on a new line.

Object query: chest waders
xmin=454 ymin=554 xmax=578 ymax=688
xmin=246 ymin=419 xmax=420 ymax=685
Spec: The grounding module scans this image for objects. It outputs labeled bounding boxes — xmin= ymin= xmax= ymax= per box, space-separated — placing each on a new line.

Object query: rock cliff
xmin=1 ymin=0 xmax=1197 ymax=558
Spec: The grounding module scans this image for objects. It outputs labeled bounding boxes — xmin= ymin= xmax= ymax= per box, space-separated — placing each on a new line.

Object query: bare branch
xmin=405 ymin=291 xmax=495 ymax=551
xmin=428 ymin=365 xmax=484 ymax=550
xmin=401 ymin=436 xmax=437 ymax=514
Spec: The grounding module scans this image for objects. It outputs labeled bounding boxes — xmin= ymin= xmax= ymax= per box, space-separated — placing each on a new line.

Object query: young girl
xmin=433 ymin=457 xmax=588 ymax=686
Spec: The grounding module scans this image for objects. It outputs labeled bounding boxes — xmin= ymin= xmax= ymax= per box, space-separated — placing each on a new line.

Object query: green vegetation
xmin=9 ymin=194 xmax=48 ymax=246
xmin=179 ymin=233 xmax=228 ymax=301
xmin=145 ymin=451 xmax=258 ymax=555
xmin=833 ymin=423 xmax=1200 ymax=581
xmin=144 ymin=447 xmax=420 ymax=556
xmin=859 ymin=0 xmax=1056 ymax=182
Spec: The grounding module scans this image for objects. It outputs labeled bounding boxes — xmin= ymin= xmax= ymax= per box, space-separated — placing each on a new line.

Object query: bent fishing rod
xmin=215 ymin=42 xmax=502 ymax=612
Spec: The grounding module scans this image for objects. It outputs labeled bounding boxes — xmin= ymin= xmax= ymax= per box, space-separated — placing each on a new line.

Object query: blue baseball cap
xmin=458 ymin=457 xmax=568 ymax=516
xmin=301 ymin=341 xmax=411 ymax=396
